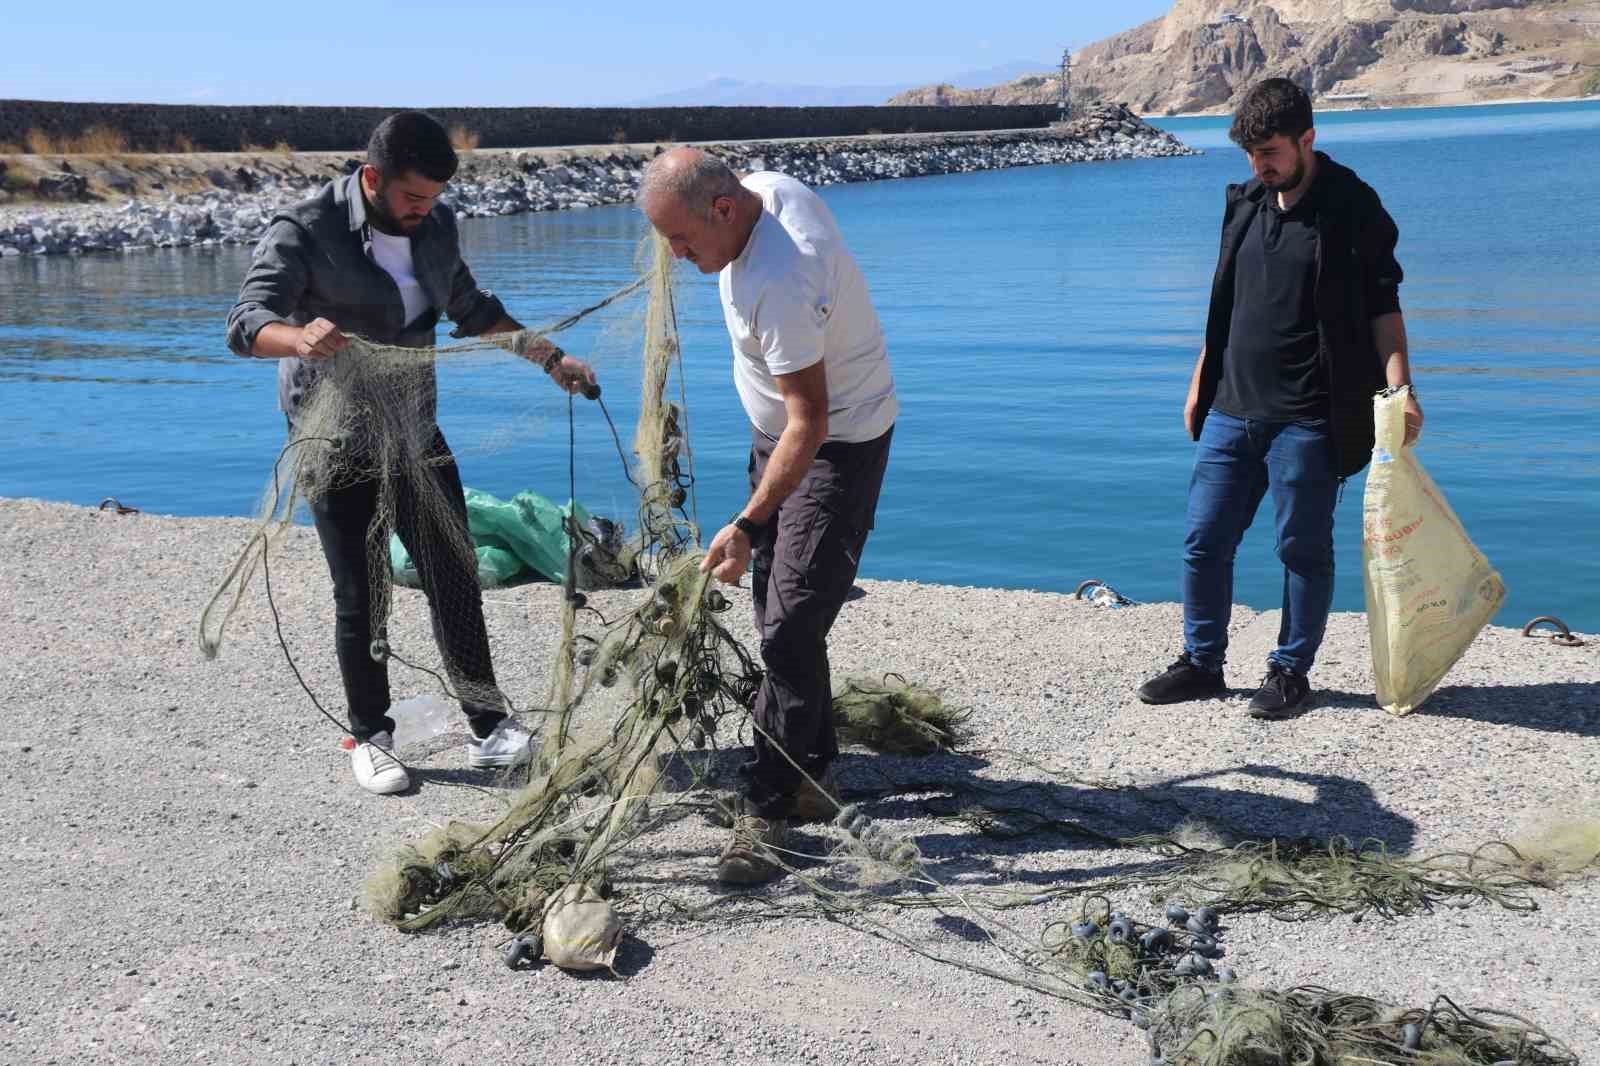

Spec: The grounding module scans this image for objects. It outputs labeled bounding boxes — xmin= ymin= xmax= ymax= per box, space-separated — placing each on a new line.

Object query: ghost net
xmin=198 ymin=230 xmax=1593 ymax=1060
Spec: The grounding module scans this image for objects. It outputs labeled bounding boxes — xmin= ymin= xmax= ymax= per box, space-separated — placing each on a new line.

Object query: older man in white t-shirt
xmin=641 ymin=147 xmax=897 ymax=883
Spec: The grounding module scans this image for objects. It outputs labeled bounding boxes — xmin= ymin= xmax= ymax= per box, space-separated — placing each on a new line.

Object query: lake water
xmin=2 ymin=99 xmax=1597 ymax=634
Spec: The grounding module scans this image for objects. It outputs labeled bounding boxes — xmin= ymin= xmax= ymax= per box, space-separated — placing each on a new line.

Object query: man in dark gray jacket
xmin=226 ymin=111 xmax=595 ymax=795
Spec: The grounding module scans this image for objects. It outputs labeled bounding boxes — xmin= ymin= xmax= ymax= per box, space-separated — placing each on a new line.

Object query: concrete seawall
xmin=0 ymin=98 xmax=1059 ymax=153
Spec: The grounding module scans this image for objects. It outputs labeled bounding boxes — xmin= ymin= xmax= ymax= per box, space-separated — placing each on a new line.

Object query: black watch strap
xmin=733 ymin=515 xmax=764 ymax=539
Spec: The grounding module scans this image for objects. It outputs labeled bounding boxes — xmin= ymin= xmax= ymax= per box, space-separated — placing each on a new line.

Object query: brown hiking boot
xmin=703 ymin=790 xmax=739 ymax=829
xmin=790 ymin=766 xmax=840 ymax=823
xmin=715 ymin=810 xmax=789 ymax=884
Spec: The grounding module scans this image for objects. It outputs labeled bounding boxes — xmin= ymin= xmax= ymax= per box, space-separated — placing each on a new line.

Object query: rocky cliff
xmin=888 ymin=0 xmax=1600 ymax=114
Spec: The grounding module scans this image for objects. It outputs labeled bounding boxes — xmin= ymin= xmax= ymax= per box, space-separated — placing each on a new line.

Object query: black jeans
xmin=742 ymin=426 xmax=893 ymax=817
xmin=307 ymin=424 xmax=506 ymax=742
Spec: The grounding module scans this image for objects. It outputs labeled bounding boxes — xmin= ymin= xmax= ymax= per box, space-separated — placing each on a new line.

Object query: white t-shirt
xmin=719 ymin=172 xmax=897 ymax=444
xmin=369 ymin=229 xmax=430 ymax=327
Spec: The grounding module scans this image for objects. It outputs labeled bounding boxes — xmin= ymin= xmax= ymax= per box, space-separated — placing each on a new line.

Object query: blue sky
xmin=1 ymin=0 xmax=1173 ymax=106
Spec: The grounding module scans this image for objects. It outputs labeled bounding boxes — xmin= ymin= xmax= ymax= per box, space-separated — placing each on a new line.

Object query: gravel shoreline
xmin=0 ymin=106 xmax=1195 ymax=257
xmin=2 ymin=497 xmax=1594 ymax=1065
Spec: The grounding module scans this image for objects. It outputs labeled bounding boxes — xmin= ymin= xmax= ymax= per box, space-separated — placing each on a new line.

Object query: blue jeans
xmin=1182 ymin=410 xmax=1338 ymax=676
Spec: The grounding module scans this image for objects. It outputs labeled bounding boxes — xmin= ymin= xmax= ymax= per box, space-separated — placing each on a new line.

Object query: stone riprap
xmin=0 ymin=106 xmax=1195 ymax=257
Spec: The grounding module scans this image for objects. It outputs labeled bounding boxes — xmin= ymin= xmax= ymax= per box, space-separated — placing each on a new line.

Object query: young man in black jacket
xmin=1138 ymin=79 xmax=1424 ymax=720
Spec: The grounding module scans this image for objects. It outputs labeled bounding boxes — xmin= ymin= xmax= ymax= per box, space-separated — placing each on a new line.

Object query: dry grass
xmin=14 ymin=125 xmax=129 ymax=155
xmin=23 ymin=128 xmax=56 ymax=155
xmin=1 ymin=125 xmax=209 ymax=156
xmin=449 ymin=124 xmax=481 ymax=151
xmin=1584 ymin=69 xmax=1600 ymax=96
xmin=78 ymin=125 xmax=129 ymax=154
xmin=240 ymin=139 xmax=294 ymax=155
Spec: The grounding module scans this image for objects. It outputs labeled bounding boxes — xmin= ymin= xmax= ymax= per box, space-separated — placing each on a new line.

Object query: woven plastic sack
xmin=1362 ymin=387 xmax=1506 ymax=714
xmin=540 ymin=883 xmax=623 ymax=973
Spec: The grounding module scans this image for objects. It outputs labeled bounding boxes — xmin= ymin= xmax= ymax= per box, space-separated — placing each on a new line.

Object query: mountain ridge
xmin=886 ymin=0 xmax=1600 ymax=114
xmin=627 ymin=60 xmax=1054 ymax=107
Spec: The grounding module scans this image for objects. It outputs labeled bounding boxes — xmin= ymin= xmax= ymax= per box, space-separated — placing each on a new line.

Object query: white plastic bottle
xmin=389 ymin=694 xmax=456 ymax=749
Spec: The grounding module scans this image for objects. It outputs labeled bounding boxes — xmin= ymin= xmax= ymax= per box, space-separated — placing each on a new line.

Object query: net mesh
xmin=199 ymin=230 xmax=1596 ymax=1066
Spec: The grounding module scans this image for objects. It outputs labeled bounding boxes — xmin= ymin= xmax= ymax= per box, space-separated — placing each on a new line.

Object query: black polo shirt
xmin=1213 ymin=175 xmax=1328 ymax=423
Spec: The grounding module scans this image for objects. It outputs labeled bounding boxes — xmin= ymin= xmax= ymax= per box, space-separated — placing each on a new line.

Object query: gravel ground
xmin=1 ymin=497 xmax=1595 ymax=1066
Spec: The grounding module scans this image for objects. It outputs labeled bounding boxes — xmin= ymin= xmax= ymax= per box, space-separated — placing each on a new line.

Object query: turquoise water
xmin=2 ymin=100 xmax=1597 ymax=633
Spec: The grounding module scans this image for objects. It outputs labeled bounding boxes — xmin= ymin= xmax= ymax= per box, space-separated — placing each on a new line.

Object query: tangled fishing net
xmin=199 ymin=230 xmax=1596 ymax=1065
xmin=832 ymin=674 xmax=970 ymax=755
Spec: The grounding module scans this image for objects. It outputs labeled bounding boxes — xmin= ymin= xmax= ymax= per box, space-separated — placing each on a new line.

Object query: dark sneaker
xmin=1248 ymin=663 xmax=1311 ymax=720
xmin=1138 ymin=653 xmax=1226 ymax=705
xmin=716 ymin=809 xmax=789 ymax=885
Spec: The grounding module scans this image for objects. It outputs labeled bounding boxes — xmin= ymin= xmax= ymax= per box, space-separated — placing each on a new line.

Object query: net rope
xmin=200 ymin=231 xmax=1596 ymax=1065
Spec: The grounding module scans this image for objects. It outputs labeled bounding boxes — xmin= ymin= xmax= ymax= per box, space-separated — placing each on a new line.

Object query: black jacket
xmin=1195 ymin=152 xmax=1404 ymax=479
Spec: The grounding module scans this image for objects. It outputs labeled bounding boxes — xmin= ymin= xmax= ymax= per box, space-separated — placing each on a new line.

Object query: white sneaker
xmin=352 ymin=731 xmax=410 ymax=795
xmin=467 ymin=720 xmax=532 ymax=769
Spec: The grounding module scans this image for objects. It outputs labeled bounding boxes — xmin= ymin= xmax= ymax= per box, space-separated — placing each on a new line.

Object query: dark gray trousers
xmin=307 ymin=425 xmax=506 ymax=742
xmin=742 ymin=425 xmax=893 ymax=817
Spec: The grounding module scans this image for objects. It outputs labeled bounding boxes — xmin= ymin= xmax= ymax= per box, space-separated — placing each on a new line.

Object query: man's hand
xmin=1183 ymin=346 xmax=1207 ymax=440
xmin=1184 ymin=381 xmax=1202 ymax=439
xmin=700 ymin=523 xmax=752 ymax=584
xmin=296 ymin=318 xmax=349 ymax=362
xmin=1403 ymin=391 xmax=1424 ymax=446
xmin=549 ymin=354 xmax=598 ymax=396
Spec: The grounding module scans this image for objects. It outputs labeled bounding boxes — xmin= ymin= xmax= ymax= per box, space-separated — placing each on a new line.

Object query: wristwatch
xmin=542 ymin=346 xmax=565 ymax=373
xmin=732 ymin=515 xmax=764 ymax=539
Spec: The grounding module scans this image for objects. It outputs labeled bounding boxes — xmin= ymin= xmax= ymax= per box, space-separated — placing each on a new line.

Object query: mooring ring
xmin=1522 ymin=616 xmax=1586 ymax=648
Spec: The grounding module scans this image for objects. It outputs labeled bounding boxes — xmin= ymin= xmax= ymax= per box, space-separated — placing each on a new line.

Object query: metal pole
xmin=1059 ymin=48 xmax=1072 ymax=121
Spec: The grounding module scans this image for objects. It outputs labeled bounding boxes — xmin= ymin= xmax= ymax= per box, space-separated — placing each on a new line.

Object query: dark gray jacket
xmin=225 ymin=172 xmax=506 ymax=421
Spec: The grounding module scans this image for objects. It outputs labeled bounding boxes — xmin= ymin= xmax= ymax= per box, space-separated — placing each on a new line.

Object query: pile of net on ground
xmin=199 ymin=231 xmax=1595 ymax=1063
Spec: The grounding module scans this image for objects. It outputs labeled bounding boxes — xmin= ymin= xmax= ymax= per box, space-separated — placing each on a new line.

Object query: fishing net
xmin=832 ymin=674 xmax=970 ymax=755
xmin=780 ymin=806 xmax=1593 ymax=1066
xmin=199 ymin=229 xmax=1594 ymax=1063
xmin=197 ymin=263 xmax=653 ymax=719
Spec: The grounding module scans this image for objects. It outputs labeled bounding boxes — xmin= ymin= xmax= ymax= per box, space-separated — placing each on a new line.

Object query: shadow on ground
xmin=1318 ymin=681 xmax=1599 ymax=737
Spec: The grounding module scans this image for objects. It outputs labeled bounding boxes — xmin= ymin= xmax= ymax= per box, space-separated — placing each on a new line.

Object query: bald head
xmin=640 ymin=147 xmax=743 ymax=218
xmin=639 ymin=147 xmax=761 ymax=274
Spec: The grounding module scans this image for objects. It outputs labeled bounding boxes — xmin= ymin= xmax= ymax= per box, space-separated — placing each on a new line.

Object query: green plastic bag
xmin=390 ymin=488 xmax=596 ymax=590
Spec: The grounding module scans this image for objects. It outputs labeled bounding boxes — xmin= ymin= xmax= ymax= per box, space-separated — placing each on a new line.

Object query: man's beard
xmin=366 ymin=181 xmax=416 ymax=234
xmin=1263 ymin=151 xmax=1309 ymax=192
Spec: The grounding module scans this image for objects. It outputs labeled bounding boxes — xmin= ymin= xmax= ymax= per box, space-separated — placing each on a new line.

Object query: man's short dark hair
xmin=367 ymin=111 xmax=458 ymax=183
xmin=1229 ymin=78 xmax=1314 ymax=147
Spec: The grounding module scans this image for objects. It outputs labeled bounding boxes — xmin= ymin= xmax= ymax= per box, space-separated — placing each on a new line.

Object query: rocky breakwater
xmin=0 ymin=105 xmax=1194 ymax=257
